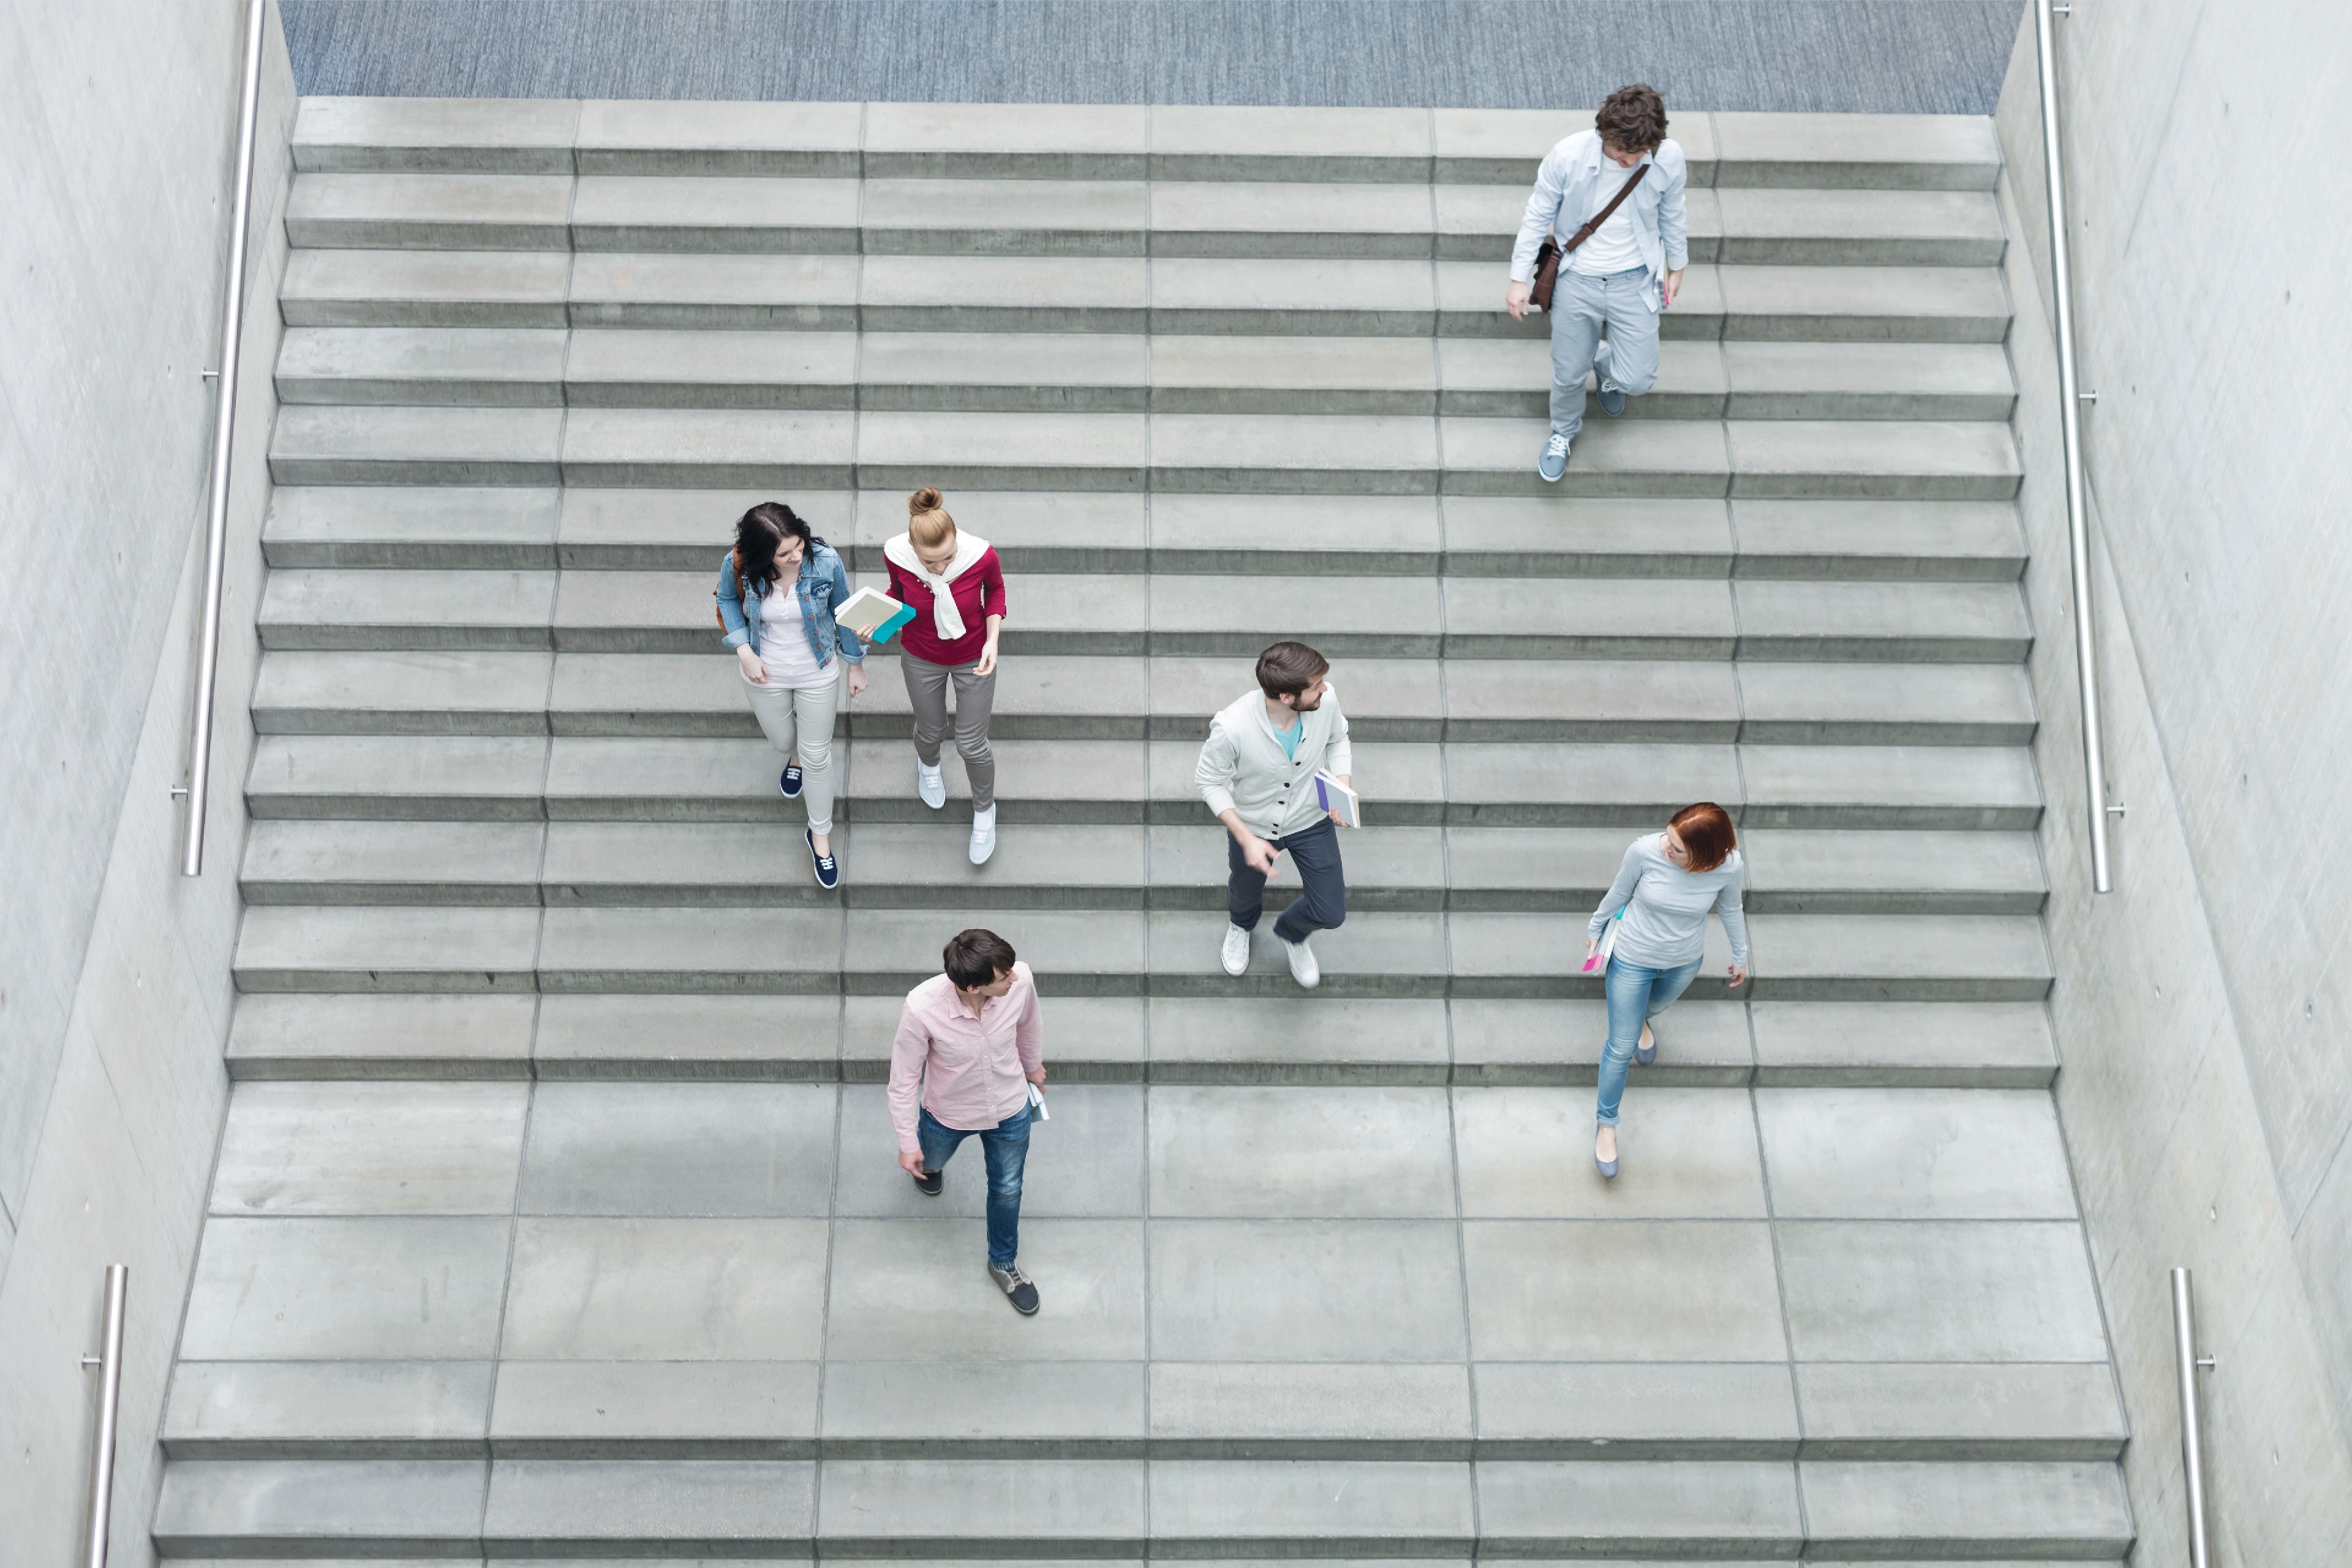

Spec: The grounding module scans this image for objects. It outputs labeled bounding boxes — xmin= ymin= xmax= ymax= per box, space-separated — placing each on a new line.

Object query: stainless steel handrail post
xmin=181 ymin=0 xmax=270 ymax=876
xmin=2171 ymin=1267 xmax=2216 ymax=1568
xmin=2034 ymin=0 xmax=2116 ymax=892
xmin=80 ymin=1264 xmax=130 ymax=1568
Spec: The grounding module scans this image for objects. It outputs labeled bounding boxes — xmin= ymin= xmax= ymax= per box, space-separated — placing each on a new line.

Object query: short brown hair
xmin=1254 ymin=641 xmax=1330 ymax=699
xmin=1668 ymin=802 xmax=1735 ymax=873
xmin=907 ymin=485 xmax=956 ymax=551
xmin=943 ymin=927 xmax=1017 ymax=990
xmin=1596 ymin=84 xmax=1668 ymax=154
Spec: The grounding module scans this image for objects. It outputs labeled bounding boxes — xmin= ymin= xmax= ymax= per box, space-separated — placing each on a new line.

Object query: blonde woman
xmin=883 ymin=488 xmax=1008 ymax=865
xmin=1585 ymin=802 xmax=1749 ymax=1177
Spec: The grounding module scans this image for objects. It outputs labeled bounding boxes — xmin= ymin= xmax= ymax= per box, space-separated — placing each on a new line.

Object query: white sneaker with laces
xmin=968 ymin=804 xmax=997 ymax=865
xmin=1219 ymin=924 xmax=1251 ymax=976
xmin=1281 ymin=935 xmax=1321 ymax=989
xmin=916 ymin=761 xmax=947 ymax=810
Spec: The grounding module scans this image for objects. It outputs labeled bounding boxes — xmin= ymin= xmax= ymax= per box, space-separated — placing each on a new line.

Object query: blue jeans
xmin=1550 ymin=266 xmax=1662 ymax=442
xmin=1596 ymin=953 xmax=1702 ymax=1126
xmin=918 ymin=1101 xmax=1031 ymax=1268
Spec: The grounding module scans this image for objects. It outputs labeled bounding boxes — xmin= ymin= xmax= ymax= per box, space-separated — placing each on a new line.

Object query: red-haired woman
xmin=1584 ymin=802 xmax=1749 ymax=1177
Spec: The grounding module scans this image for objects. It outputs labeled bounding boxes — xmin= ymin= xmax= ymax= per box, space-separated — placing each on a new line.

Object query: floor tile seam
xmin=809 ymin=102 xmax=868 ymax=1563
xmin=1745 ymin=1076 xmax=1811 ymax=1545
xmin=1138 ymin=108 xmax=1154 ymax=1545
xmin=473 ymin=1063 xmax=540 ymax=1534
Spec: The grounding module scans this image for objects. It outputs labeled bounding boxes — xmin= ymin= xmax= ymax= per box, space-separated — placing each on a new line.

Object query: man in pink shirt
xmin=889 ymin=928 xmax=1047 ymax=1314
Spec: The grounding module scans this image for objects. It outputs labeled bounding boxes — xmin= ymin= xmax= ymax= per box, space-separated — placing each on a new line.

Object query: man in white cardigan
xmin=1194 ymin=641 xmax=1354 ymax=989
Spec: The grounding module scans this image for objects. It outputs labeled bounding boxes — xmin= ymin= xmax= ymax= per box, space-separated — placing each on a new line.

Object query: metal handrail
xmin=2033 ymin=0 xmax=2119 ymax=892
xmin=79 ymin=1265 xmax=129 ymax=1568
xmin=179 ymin=0 xmax=271 ymax=876
xmin=2171 ymin=1267 xmax=2217 ymax=1568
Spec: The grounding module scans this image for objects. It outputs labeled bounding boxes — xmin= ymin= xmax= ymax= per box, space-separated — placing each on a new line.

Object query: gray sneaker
xmin=1537 ymin=432 xmax=1570 ymax=482
xmin=1597 ymin=376 xmax=1627 ymax=417
xmin=989 ymin=1261 xmax=1040 ymax=1314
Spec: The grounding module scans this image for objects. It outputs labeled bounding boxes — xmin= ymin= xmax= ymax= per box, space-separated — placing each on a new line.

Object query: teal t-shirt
xmin=1274 ymin=717 xmax=1303 ymax=762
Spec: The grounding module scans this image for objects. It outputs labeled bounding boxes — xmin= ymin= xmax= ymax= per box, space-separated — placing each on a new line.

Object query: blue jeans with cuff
xmin=1597 ymin=952 xmax=1702 ymax=1126
xmin=918 ymin=1101 xmax=1031 ymax=1268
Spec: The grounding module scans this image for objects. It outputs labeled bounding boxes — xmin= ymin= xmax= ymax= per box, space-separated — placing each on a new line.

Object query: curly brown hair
xmin=1596 ymin=84 xmax=1668 ymax=154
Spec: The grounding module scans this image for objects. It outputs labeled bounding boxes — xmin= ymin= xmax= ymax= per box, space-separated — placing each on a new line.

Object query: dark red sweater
xmin=884 ymin=548 xmax=1008 ymax=666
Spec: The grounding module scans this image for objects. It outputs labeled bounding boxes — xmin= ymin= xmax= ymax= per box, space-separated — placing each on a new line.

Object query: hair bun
xmin=908 ymin=486 xmax=944 ymax=515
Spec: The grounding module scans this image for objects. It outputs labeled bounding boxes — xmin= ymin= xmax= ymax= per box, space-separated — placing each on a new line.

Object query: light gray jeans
xmin=742 ymin=669 xmax=840 ymax=835
xmin=1549 ymin=265 xmax=1661 ymax=442
xmin=900 ymin=654 xmax=997 ymax=811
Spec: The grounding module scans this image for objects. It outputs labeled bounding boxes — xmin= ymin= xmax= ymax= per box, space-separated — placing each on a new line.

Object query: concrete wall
xmin=1994 ymin=5 xmax=2352 ymax=1562
xmin=0 ymin=1 xmax=292 ymax=1560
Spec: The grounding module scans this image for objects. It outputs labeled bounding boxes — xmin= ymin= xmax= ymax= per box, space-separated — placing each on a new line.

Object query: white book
xmin=1026 ymin=1081 xmax=1050 ymax=1121
xmin=1313 ymin=769 xmax=1360 ymax=829
xmin=834 ymin=584 xmax=914 ymax=642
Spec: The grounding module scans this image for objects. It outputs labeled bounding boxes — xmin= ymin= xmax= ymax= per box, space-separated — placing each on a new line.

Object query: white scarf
xmin=883 ymin=529 xmax=990 ymax=642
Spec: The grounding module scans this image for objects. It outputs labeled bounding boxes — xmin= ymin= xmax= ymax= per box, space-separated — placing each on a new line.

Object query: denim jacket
xmin=715 ymin=542 xmax=866 ymax=669
xmin=1509 ymin=130 xmax=1690 ymax=309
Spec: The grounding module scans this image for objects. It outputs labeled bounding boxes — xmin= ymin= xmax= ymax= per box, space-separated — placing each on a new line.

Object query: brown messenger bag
xmin=1529 ymin=162 xmax=1651 ymax=312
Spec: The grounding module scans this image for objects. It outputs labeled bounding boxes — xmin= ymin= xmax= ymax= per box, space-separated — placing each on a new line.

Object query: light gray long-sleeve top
xmin=1588 ymin=832 xmax=1749 ymax=970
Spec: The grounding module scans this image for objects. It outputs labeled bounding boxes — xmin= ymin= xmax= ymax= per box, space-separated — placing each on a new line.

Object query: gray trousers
xmin=1549 ymin=265 xmax=1662 ymax=442
xmin=901 ymin=654 xmax=997 ymax=811
xmin=742 ymin=670 xmax=840 ymax=835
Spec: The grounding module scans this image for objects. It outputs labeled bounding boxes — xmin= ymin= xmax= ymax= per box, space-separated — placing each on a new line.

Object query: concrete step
xmin=254 ymin=567 xmax=2029 ymax=663
xmin=153 ymin=1451 xmax=2128 ymax=1556
xmin=274 ymin=326 xmax=2016 ymax=422
xmin=265 ymin=405 xmax=2021 ymax=500
xmin=246 ymin=650 xmax=2035 ymax=745
xmin=243 ymin=737 xmax=2043 ymax=833
xmin=220 ymin=989 xmax=2060 ymax=1088
xmin=227 ymin=902 xmax=2051 ymax=1001
xmin=285 ymin=169 xmax=2003 ymax=267
xmin=291 ymin=99 xmax=2002 ymax=192
xmin=281 ymin=250 xmax=2012 ymax=343
xmin=259 ymin=487 xmax=2028 ymax=584
xmin=237 ymin=820 xmax=2045 ymax=917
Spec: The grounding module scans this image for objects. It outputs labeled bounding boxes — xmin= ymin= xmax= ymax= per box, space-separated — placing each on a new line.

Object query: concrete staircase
xmin=154 ymin=100 xmax=2133 ymax=1561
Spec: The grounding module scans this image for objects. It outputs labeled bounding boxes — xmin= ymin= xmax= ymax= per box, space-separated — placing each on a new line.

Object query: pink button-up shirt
xmin=888 ymin=961 xmax=1044 ymax=1153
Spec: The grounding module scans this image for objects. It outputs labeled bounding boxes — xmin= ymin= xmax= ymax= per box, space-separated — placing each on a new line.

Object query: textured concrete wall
xmin=1994 ymin=5 xmax=2352 ymax=1562
xmin=0 ymin=1 xmax=292 ymax=1561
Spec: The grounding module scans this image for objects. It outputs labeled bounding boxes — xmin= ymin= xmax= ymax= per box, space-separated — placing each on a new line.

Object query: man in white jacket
xmin=1504 ymin=83 xmax=1690 ymax=483
xmin=1194 ymin=641 xmax=1353 ymax=989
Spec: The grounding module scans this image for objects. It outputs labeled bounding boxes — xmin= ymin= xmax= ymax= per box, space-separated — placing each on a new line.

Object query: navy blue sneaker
xmin=780 ymin=760 xmax=804 ymax=798
xmin=1635 ymin=1021 xmax=1658 ymax=1066
xmin=806 ymin=827 xmax=840 ymax=890
xmin=1537 ymin=432 xmax=1570 ymax=483
xmin=1597 ymin=375 xmax=1627 ymax=417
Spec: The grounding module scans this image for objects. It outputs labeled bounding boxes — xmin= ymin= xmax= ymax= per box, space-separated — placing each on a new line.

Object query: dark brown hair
xmin=943 ymin=927 xmax=1018 ymax=990
xmin=734 ymin=501 xmax=824 ymax=597
xmin=1596 ymin=84 xmax=1668 ymax=154
xmin=1254 ymin=641 xmax=1330 ymax=700
xmin=1668 ymin=802 xmax=1736 ymax=873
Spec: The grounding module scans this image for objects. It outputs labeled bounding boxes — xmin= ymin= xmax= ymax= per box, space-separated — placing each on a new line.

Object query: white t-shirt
xmin=1568 ymin=160 xmax=1649 ymax=276
xmin=755 ymin=583 xmax=828 ymax=687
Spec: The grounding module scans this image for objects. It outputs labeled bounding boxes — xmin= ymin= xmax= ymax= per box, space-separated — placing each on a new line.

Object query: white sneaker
xmin=1281 ymin=935 xmax=1321 ymax=989
xmin=916 ymin=761 xmax=947 ymax=810
xmin=968 ymin=805 xmax=997 ymax=865
xmin=1219 ymin=924 xmax=1251 ymax=976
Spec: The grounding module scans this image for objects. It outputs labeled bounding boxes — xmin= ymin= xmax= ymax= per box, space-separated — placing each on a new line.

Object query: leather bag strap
xmin=1561 ymin=162 xmax=1650 ymax=254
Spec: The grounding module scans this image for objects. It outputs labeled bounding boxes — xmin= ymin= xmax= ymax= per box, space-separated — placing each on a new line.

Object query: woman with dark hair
xmin=1583 ymin=802 xmax=1749 ymax=1177
xmin=716 ymin=501 xmax=867 ymax=889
